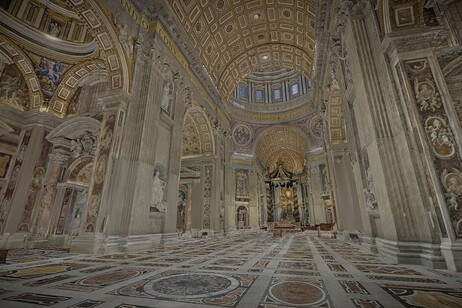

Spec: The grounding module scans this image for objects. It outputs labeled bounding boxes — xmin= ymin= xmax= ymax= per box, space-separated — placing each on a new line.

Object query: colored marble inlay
xmin=23 ymin=274 xmax=76 ymax=286
xmin=66 ymin=300 xmax=104 ymax=307
xmin=278 ymin=261 xmax=317 ymax=270
xmin=109 ymin=270 xmax=256 ymax=307
xmin=354 ymin=264 xmax=422 ymax=276
xmin=53 ymin=268 xmax=151 ymax=292
xmin=260 ymin=276 xmax=331 ymax=307
xmin=327 ymin=263 xmax=347 ymax=272
xmin=201 ymin=266 xmax=238 ymax=272
xmin=0 ymin=263 xmax=89 ymax=281
xmin=367 ymin=275 xmax=445 ymax=284
xmin=382 ymin=284 xmax=462 ymax=308
xmin=352 ymin=298 xmax=384 ymax=308
xmin=339 ymin=280 xmax=370 ymax=294
xmin=5 ymin=293 xmax=71 ymax=306
xmin=275 ymin=269 xmax=321 ymax=276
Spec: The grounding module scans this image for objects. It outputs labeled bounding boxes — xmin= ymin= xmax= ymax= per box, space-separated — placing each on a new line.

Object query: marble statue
xmin=49 ymin=23 xmax=61 ymax=37
xmin=69 ymin=188 xmax=88 ymax=236
xmin=161 ymin=81 xmax=172 ymax=112
xmin=151 ymin=170 xmax=166 ymax=213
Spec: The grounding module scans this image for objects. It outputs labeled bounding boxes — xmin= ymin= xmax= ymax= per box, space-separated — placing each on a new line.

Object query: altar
xmin=264 ymin=159 xmax=303 ymax=235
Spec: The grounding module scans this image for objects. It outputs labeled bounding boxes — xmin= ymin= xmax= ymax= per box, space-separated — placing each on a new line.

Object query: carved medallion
xmin=232 ymin=124 xmax=252 ymax=146
xmin=425 ymin=116 xmax=454 ymax=158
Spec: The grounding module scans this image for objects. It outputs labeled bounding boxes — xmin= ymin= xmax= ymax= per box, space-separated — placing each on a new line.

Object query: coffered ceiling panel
xmin=169 ymin=0 xmax=316 ymax=98
xmin=255 ymin=126 xmax=309 ymax=174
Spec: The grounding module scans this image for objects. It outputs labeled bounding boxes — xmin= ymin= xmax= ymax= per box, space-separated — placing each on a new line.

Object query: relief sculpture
xmin=425 ymin=117 xmax=455 ymax=158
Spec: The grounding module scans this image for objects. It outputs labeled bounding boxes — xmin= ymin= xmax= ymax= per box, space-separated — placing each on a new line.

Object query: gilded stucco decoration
xmin=182 ymin=107 xmax=215 ymax=157
xmin=169 ymin=0 xmax=316 ymax=98
xmin=67 ymin=0 xmax=129 ymax=92
xmin=0 ymin=35 xmax=43 ymax=109
xmin=50 ymin=59 xmax=107 ymax=116
xmin=255 ymin=126 xmax=308 ymax=174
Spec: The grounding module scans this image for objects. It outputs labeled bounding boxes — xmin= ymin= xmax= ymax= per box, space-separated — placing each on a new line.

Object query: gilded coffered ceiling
xmin=182 ymin=107 xmax=215 ymax=157
xmin=255 ymin=126 xmax=309 ymax=174
xmin=168 ymin=0 xmax=316 ymax=99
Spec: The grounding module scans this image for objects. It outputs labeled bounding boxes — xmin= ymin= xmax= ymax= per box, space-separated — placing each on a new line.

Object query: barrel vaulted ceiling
xmin=168 ymin=0 xmax=317 ymax=99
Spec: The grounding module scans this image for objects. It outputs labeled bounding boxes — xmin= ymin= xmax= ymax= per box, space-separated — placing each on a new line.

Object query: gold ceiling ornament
xmin=168 ymin=0 xmax=316 ymax=99
xmin=255 ymin=126 xmax=309 ymax=174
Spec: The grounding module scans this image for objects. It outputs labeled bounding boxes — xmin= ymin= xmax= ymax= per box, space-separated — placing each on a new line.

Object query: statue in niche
xmin=161 ymin=81 xmax=172 ymax=113
xmin=150 ymin=166 xmax=167 ymax=213
xmin=69 ymin=188 xmax=88 ymax=236
xmin=237 ymin=206 xmax=247 ymax=229
xmin=238 ymin=208 xmax=247 ymax=222
xmin=364 ymin=167 xmax=378 ymax=211
xmin=49 ymin=22 xmax=61 ymax=37
xmin=116 ymin=23 xmax=133 ymax=54
xmin=177 ymin=190 xmax=186 ymax=228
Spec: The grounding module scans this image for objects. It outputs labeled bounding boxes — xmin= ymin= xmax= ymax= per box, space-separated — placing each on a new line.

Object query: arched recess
xmin=254 ymin=125 xmax=310 ymax=174
xmin=181 ymin=106 xmax=215 ymax=158
xmin=46 ymin=117 xmax=101 ymax=237
xmin=0 ymin=34 xmax=43 ymax=108
xmin=48 ymin=59 xmax=108 ymax=116
xmin=67 ymin=0 xmax=129 ymax=92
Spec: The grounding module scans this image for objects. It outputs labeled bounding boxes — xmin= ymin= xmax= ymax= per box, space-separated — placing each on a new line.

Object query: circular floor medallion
xmin=269 ymin=281 xmax=326 ymax=306
xmin=143 ymin=273 xmax=239 ymax=299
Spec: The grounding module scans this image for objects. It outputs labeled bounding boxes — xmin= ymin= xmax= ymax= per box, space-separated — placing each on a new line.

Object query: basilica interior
xmin=0 ymin=0 xmax=462 ymax=307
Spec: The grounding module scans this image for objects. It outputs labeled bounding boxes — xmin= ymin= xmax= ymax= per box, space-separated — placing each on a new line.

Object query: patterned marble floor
xmin=0 ymin=231 xmax=461 ymax=308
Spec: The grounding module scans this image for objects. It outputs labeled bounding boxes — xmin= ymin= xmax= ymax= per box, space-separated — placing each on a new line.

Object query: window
xmin=291 ymin=83 xmax=299 ymax=96
xmin=273 ymin=89 xmax=281 ymax=100
xmin=239 ymin=86 xmax=247 ymax=99
xmin=255 ymin=90 xmax=264 ymax=102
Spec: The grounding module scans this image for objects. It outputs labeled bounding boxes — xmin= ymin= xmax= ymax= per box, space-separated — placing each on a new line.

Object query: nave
xmin=0 ymin=232 xmax=461 ymax=308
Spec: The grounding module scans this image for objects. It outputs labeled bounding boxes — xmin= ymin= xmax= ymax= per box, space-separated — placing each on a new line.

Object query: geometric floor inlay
xmin=381 ymin=284 xmax=462 ymax=308
xmin=1 ymin=231 xmax=461 ymax=308
xmin=259 ymin=276 xmax=332 ymax=307
xmin=109 ymin=270 xmax=257 ymax=307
